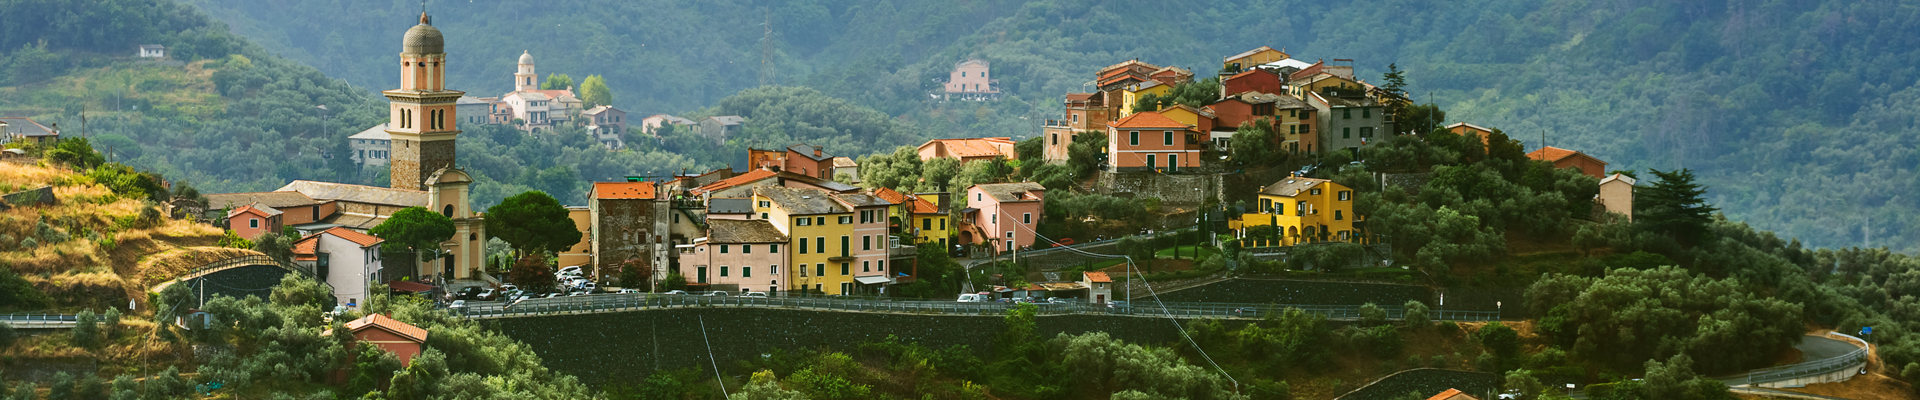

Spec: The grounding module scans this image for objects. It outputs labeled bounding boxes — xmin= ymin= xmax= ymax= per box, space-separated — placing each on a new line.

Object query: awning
xmin=387 ymin=280 xmax=434 ymax=293
xmin=854 ymin=276 xmax=891 ymax=285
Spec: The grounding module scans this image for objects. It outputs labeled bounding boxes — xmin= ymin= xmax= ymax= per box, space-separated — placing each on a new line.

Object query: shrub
xmin=1403 ymin=300 xmax=1430 ymax=329
xmin=72 ymin=310 xmax=99 ymax=349
xmin=102 ymin=308 xmax=120 ymax=339
xmin=1432 ymin=354 xmax=1449 ymax=368
xmin=1475 ymin=352 xmax=1499 ymax=372
xmin=0 ymin=321 xmax=16 ymax=349
xmin=1359 ymin=303 xmax=1387 ymax=327
xmin=1439 ymin=321 xmax=1460 ymax=334
xmin=1474 ymin=322 xmax=1521 ymax=359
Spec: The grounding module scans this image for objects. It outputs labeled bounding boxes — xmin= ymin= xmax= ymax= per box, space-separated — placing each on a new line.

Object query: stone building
xmin=588 ymin=181 xmax=670 ymax=288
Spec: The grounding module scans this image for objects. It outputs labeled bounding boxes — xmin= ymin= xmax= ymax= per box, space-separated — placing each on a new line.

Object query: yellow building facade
xmin=754 ymin=187 xmax=858 ymax=295
xmin=911 ymin=193 xmax=950 ymax=250
xmin=1238 ymin=176 xmax=1359 ymax=246
xmin=1118 ymin=81 xmax=1172 ymax=118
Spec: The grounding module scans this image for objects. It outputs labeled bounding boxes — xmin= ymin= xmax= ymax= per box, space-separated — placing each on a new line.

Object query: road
xmin=1714 ymin=335 xmax=1861 ymax=385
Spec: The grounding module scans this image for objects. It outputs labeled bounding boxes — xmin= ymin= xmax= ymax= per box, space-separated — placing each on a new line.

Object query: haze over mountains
xmin=137 ymin=0 xmax=1920 ymax=253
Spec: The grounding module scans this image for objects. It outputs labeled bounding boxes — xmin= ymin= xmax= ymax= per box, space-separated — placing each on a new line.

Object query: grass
xmin=0 ymin=162 xmax=224 ymax=312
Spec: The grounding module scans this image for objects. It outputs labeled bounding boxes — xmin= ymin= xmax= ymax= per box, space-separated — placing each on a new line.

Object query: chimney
xmin=813 ymin=146 xmax=823 ymax=157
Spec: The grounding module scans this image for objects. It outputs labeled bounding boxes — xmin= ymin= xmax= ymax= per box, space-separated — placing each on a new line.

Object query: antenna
xmin=759 ymin=9 xmax=776 ymax=87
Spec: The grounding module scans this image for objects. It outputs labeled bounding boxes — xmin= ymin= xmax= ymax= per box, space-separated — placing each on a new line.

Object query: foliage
xmin=660 ymin=272 xmax=687 ymax=291
xmin=1525 ymin=266 xmax=1802 ymax=374
xmin=1503 ymin=369 xmax=1547 ymax=400
xmin=1358 ymin=302 xmax=1387 ymax=327
xmin=578 ymin=74 xmax=612 ymax=108
xmin=1403 ymin=300 xmax=1430 ymax=329
xmin=0 ymin=268 xmax=50 ymax=310
xmin=370 ymin=206 xmax=457 ymax=261
xmin=0 ymin=319 xmax=14 ymax=349
xmin=508 ymin=255 xmax=557 ymax=293
xmin=46 ymin=138 xmax=105 ymax=170
xmin=541 ymin=73 xmax=573 ymax=91
xmin=1049 ymin=331 xmax=1245 ymax=400
xmin=251 ymin=231 xmax=297 ymax=264
xmin=729 ymin=370 xmax=811 ymax=400
xmin=71 ymin=309 xmax=98 ymax=348
xmin=1635 ymin=169 xmax=1718 ymax=245
xmin=1473 ymin=321 xmax=1520 ymax=360
xmin=484 ymin=191 xmax=582 ymax=256
xmin=1230 ymin=119 xmax=1282 ymax=166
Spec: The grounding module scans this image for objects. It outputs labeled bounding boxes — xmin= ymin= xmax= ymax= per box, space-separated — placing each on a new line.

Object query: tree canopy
xmin=484 ymin=191 xmax=581 ymax=255
xmin=370 ymin=206 xmax=457 ymax=260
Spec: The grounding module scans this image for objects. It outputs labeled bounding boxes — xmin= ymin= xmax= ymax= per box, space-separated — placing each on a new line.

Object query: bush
xmin=1475 ymin=352 xmax=1499 ymax=372
xmin=1359 ymin=303 xmax=1387 ymax=327
xmin=1403 ymin=300 xmax=1430 ymax=329
xmin=71 ymin=310 xmax=99 ymax=349
xmin=1474 ymin=322 xmax=1520 ymax=359
xmin=1249 ymin=379 xmax=1291 ymax=400
xmin=1431 ymin=354 xmax=1449 ymax=369
xmin=102 ymin=308 xmax=121 ymax=339
xmin=0 ymin=322 xmax=16 ymax=349
xmin=1438 ymin=321 xmax=1460 ymax=334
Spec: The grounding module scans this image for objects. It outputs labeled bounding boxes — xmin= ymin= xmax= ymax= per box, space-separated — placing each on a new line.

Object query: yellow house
xmin=755 ymin=186 xmax=862 ymax=295
xmin=1238 ymin=175 xmax=1359 ymax=246
xmin=555 ymin=206 xmax=593 ymax=268
xmin=1222 ymin=46 xmax=1290 ymax=73
xmin=1290 ymin=73 xmax=1364 ymax=99
xmin=910 ymin=193 xmax=951 ymax=250
xmin=1119 ymin=80 xmax=1173 ymax=118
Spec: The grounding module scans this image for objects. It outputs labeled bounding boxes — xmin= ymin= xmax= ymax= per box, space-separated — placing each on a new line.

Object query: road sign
xmin=1862 ymin=327 xmax=1873 ymax=335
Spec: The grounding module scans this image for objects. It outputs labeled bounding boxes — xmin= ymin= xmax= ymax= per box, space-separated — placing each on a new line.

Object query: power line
xmin=698 ymin=315 xmax=730 ymax=398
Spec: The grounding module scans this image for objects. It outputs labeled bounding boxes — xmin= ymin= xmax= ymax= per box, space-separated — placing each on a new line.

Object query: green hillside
xmin=183 ymin=0 xmax=1920 ymax=253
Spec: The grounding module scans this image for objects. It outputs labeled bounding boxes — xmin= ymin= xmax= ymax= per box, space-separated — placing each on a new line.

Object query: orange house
xmin=1445 ymin=122 xmax=1497 ymax=148
xmin=1106 ymin=111 xmax=1203 ymax=173
xmin=327 ymin=313 xmax=429 ymax=366
xmin=227 ymin=204 xmax=283 ymax=239
xmin=1527 ymin=146 xmax=1609 ymax=178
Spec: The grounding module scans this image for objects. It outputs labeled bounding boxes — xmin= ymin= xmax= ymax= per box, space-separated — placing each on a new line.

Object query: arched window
xmin=442 ymin=204 xmax=454 ymax=217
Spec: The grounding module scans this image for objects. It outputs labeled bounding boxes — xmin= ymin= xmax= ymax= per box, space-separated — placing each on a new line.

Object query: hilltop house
xmin=1445 ymin=122 xmax=1498 ymax=147
xmin=582 ymin=105 xmax=628 ymax=148
xmin=944 ymin=59 xmax=999 ymax=100
xmin=1211 ymin=91 xmax=1317 ymax=154
xmin=1527 ymin=146 xmax=1609 ymax=179
xmin=326 ymin=314 xmax=428 ymax=366
xmin=204 ymin=191 xmax=337 ymax=234
xmin=1306 ymin=91 xmax=1387 ymax=153
xmin=1042 ymin=93 xmax=1110 ymax=164
xmin=138 ymin=45 xmax=166 ymax=58
xmin=699 ymin=116 xmax=745 ymax=143
xmin=1599 ymin=174 xmax=1636 ymax=221
xmin=1083 ymin=271 xmax=1113 ymax=304
xmin=0 ymin=117 xmax=58 ymax=145
xmin=640 ymin=114 xmax=696 ymax=136
xmin=347 ymin=123 xmax=393 ymax=168
xmin=1221 ymin=46 xmax=1289 ymax=74
xmin=1238 ymin=175 xmax=1359 ymax=246
xmin=753 ymin=186 xmax=898 ymax=295
xmin=225 ymin=204 xmax=283 ymax=240
xmin=587 ymin=181 xmax=669 ymax=285
xmin=917 ymin=137 xmax=1018 ymax=164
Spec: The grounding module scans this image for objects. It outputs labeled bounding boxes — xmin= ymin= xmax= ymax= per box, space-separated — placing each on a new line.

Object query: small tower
xmin=385 ymin=12 xmax=465 ymax=191
xmin=515 ymin=50 xmax=537 ymax=92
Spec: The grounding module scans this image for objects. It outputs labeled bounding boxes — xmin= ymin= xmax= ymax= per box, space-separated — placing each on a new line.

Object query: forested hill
xmin=182 ymin=0 xmax=1920 ymax=253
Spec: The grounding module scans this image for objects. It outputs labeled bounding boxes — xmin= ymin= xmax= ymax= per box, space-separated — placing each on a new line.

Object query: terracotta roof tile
xmin=292 ymin=234 xmax=319 ymax=260
xmin=707 ymin=219 xmax=789 ymax=243
xmin=1107 ymin=111 xmax=1191 ymax=129
xmin=1260 ymin=176 xmax=1329 ymax=197
xmin=206 ymin=192 xmax=321 ymax=210
xmin=694 ymin=169 xmax=778 ymax=195
xmin=1526 ymin=146 xmax=1608 ymax=167
xmin=1084 ymin=271 xmax=1111 ymax=283
xmin=593 ymin=181 xmax=657 ymax=200
xmin=342 ymin=313 xmax=428 ymax=343
xmin=322 ymin=226 xmax=384 ymax=247
xmin=229 ymin=203 xmax=283 ymax=218
xmin=920 ymin=137 xmax=1016 ymax=159
xmin=872 ymin=188 xmax=910 ymax=204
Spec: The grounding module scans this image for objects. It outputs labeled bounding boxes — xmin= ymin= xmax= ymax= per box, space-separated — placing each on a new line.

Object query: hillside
xmin=181 ymin=0 xmax=1920 ymax=253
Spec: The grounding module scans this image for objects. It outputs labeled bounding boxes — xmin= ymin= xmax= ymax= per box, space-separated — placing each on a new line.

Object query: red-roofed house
xmin=326 ymin=313 xmax=429 ymax=367
xmin=1425 ymin=388 xmax=1479 ymax=400
xmin=1082 ymin=271 xmax=1113 ymax=304
xmin=1106 ymin=111 xmax=1202 ymax=173
xmin=226 ymin=203 xmax=284 ymax=240
xmin=292 ymin=227 xmax=385 ymax=307
xmin=1527 ymin=146 xmax=1609 ymax=179
xmin=917 ymin=137 xmax=1018 ymax=164
xmin=1223 ymin=68 xmax=1285 ymax=97
xmin=1043 ymin=93 xmax=1111 ymax=164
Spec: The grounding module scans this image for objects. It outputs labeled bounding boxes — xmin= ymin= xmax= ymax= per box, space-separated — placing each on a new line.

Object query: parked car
xmin=477 ymin=289 xmax=498 ymax=301
xmin=956 ymin=293 xmax=988 ymax=303
xmin=619 ymin=289 xmax=640 ymax=294
xmin=455 ymin=287 xmax=482 ymax=300
xmin=742 ymin=292 xmax=769 ymax=298
xmin=499 ymin=284 xmax=518 ymax=292
xmin=665 ymin=290 xmax=689 ymax=295
xmin=543 ymin=293 xmax=563 ymax=299
xmin=449 ymin=300 xmax=467 ymax=309
xmin=704 ymin=291 xmax=730 ymax=297
xmin=557 ymin=265 xmax=584 ymax=276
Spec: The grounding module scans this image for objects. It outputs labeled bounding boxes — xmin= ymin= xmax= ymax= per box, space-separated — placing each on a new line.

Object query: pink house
xmin=944 ymin=59 xmax=997 ymax=95
xmin=226 ymin=203 xmax=283 ymax=239
xmin=961 ymin=182 xmax=1046 ymax=252
xmin=831 ymin=192 xmax=898 ymax=291
xmin=677 ymin=219 xmax=789 ymax=293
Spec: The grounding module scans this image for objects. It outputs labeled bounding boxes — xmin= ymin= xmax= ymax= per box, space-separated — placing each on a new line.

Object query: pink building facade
xmin=677 ymin=219 xmax=789 ymax=293
xmin=961 ymin=182 xmax=1046 ymax=252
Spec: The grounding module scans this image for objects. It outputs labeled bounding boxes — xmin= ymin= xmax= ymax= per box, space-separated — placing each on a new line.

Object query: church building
xmin=494 ymin=51 xmax=583 ymax=133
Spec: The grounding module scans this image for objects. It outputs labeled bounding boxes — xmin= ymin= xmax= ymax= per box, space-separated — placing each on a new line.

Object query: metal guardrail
xmin=450 ymin=292 xmax=1504 ymax=322
xmin=1 ymin=313 xmax=78 ymax=328
xmin=1743 ymin=333 xmax=1870 ymax=385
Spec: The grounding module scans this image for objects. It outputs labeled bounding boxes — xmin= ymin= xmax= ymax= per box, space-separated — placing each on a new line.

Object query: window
xmin=1164 ymin=131 xmax=1173 ymax=146
xmin=840 ymin=263 xmax=849 ymax=275
xmin=1311 ymin=188 xmax=1322 ymax=195
xmin=878 ymin=260 xmax=885 ymax=271
xmin=1300 ymin=111 xmax=1310 ymax=120
xmin=1301 ymin=123 xmax=1309 ymax=133
xmin=991 ymin=214 xmax=997 ymax=224
xmin=1006 ymin=231 xmax=1014 ymax=239
xmin=862 ymin=261 xmax=870 ymax=272
xmin=759 ymin=201 xmax=770 ymax=207
xmin=1023 ymin=213 xmax=1032 ymax=224
xmin=697 ymin=267 xmax=708 ymax=283
xmin=249 ymin=218 xmax=259 ymax=229
xmin=798 ymin=238 xmax=809 ymax=254
xmin=720 ymin=266 xmax=729 ymax=277
xmin=770 ymin=265 xmax=778 ymax=275
xmin=816 ymin=217 xmax=826 ymax=226
xmin=1339 ymin=191 xmax=1351 ymax=201
xmin=743 ymin=266 xmax=752 ymax=277
xmin=760 ymin=213 xmax=768 ymax=219
xmin=1051 ymin=134 xmax=1058 ymax=145
xmin=1130 ymin=131 xmax=1139 ymax=146
xmin=797 ymin=218 xmax=811 ymax=226
xmin=1261 ymin=199 xmax=1272 ymax=212
xmin=743 ymin=245 xmax=752 ymax=254
xmin=862 ymin=235 xmax=871 ymax=251
xmin=1169 ymin=154 xmax=1178 ymax=171
xmin=939 ymin=219 xmax=945 ymax=230
xmin=1335 ymin=210 xmax=1344 ymax=221
xmin=1006 ymin=240 xmax=1015 ymax=251
xmin=839 ymin=216 xmax=852 ymax=224
xmin=1146 ymin=154 xmax=1156 ymax=169
xmin=1297 ymin=202 xmax=1306 ymax=215
xmin=923 ymin=218 xmax=932 ymax=231
xmin=816 ymin=264 xmax=825 ymax=277
xmin=720 ymin=245 xmax=729 ymax=254
xmin=1361 ymin=127 xmax=1375 ymax=138
xmin=961 ymin=71 xmax=966 ymax=77
xmin=1342 ymin=109 xmax=1351 ymax=119
xmin=840 ymin=236 xmax=849 ymax=256
xmin=1343 ymin=127 xmax=1351 ymax=139
xmin=1362 ymin=108 xmax=1371 ymax=118
xmin=816 ymin=237 xmax=825 ymax=254
xmin=769 ymin=244 xmax=779 ymax=253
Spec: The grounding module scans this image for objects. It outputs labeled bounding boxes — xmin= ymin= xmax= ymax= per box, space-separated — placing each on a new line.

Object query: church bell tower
xmin=385 ymin=12 xmax=465 ymax=191
xmin=515 ymin=50 xmax=537 ymax=92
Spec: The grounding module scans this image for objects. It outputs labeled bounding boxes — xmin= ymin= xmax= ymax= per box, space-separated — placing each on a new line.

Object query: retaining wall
xmin=1754 ymin=361 xmax=1868 ymax=388
xmin=0 ymin=185 xmax=55 ymax=210
xmin=495 ymin=307 xmax=1238 ymax=387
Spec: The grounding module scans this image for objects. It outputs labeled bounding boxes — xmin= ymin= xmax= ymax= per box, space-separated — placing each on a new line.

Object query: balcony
xmin=889 ymin=245 xmax=918 ymax=258
xmin=828 ymin=255 xmax=856 ymax=262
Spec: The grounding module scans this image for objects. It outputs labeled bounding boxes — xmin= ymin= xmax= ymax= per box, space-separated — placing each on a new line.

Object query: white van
xmin=956 ymin=293 xmax=988 ymax=303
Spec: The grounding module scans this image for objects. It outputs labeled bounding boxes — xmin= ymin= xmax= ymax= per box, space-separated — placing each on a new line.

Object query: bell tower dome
xmin=384 ymin=12 xmax=465 ymax=191
xmin=515 ymin=50 xmax=537 ymax=92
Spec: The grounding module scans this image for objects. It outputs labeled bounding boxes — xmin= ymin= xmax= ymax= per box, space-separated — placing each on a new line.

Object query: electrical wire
xmin=698 ymin=315 xmax=730 ymax=398
xmin=991 ymin=207 xmax=1238 ymax=391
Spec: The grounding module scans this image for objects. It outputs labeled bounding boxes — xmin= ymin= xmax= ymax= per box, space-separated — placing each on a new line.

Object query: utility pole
xmin=759 ymin=9 xmax=776 ymax=87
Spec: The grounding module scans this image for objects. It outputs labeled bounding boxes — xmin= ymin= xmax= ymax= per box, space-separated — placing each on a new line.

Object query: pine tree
xmin=1637 ymin=168 xmax=1718 ymax=244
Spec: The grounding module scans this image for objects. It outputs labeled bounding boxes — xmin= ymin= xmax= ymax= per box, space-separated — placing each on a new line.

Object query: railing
xmin=1 ymin=313 xmax=78 ymax=329
xmin=1742 ymin=333 xmax=1870 ymax=385
xmin=450 ymin=292 xmax=1503 ymax=322
xmin=889 ymin=245 xmax=918 ymax=258
xmin=177 ymin=254 xmax=315 ymax=281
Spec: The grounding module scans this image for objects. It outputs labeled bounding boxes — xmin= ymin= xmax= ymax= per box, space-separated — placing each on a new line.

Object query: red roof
xmin=338 ymin=313 xmax=428 ymax=343
xmin=694 ymin=168 xmax=778 ymax=194
xmin=292 ymin=234 xmax=319 ymax=261
xmin=593 ymin=181 xmax=657 ymax=200
xmin=1526 ymin=146 xmax=1606 ymax=166
xmin=872 ymin=187 xmax=910 ymax=204
xmin=1228 ymin=68 xmax=1278 ymax=81
xmin=1064 ymin=93 xmax=1094 ymax=101
xmin=1084 ymin=271 xmax=1112 ymax=283
xmin=322 ymin=226 xmax=384 ymax=247
xmin=1425 ymin=389 xmax=1478 ymax=400
xmin=921 ymin=137 xmax=1015 ymax=159
xmin=1107 ymin=111 xmax=1191 ymax=129
xmin=1289 ymin=60 xmax=1325 ymax=81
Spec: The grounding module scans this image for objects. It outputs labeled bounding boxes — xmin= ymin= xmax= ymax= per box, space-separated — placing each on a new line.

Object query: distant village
xmin=0 ymin=17 xmax=1634 ymax=312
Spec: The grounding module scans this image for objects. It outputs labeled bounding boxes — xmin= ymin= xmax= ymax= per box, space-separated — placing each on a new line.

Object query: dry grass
xmin=134 ymin=246 xmax=261 ymax=286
